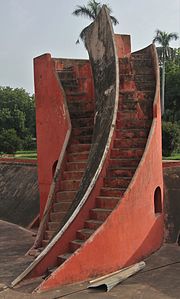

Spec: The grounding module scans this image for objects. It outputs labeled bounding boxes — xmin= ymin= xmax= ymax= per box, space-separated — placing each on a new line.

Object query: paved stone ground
xmin=0 ymin=220 xmax=180 ymax=298
xmin=0 ymin=220 xmax=34 ymax=286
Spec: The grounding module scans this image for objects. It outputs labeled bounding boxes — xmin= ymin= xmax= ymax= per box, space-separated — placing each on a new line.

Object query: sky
xmin=0 ymin=0 xmax=179 ymax=95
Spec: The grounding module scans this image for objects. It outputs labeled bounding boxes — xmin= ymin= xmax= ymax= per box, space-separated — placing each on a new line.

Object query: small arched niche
xmin=52 ymin=160 xmax=58 ymax=178
xmin=154 ymin=186 xmax=162 ymax=214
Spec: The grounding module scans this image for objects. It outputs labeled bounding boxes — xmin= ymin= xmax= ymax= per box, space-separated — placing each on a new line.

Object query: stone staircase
xmin=45 ymin=52 xmax=155 ymax=268
xmin=40 ymin=66 xmax=94 ymax=248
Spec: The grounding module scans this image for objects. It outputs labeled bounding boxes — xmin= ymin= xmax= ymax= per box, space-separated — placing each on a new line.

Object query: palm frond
xmin=72 ymin=5 xmax=95 ymax=20
xmin=88 ymin=0 xmax=101 ymax=18
xmin=110 ymin=15 xmax=119 ymax=25
xmin=76 ymin=25 xmax=91 ymax=45
xmin=153 ymin=30 xmax=179 ymax=47
xmin=73 ymin=1 xmax=119 ymax=45
xmin=168 ymin=33 xmax=179 ymax=41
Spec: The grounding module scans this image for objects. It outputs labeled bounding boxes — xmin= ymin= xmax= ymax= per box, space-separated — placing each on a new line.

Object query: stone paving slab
xmin=0 ymin=220 xmax=34 ymax=285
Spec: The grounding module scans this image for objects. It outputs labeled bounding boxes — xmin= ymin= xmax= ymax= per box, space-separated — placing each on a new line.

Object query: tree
xmin=153 ymin=30 xmax=179 ymax=114
xmin=0 ymin=129 xmax=22 ymax=154
xmin=163 ymin=51 xmax=180 ymax=123
xmin=162 ymin=122 xmax=180 ymax=156
xmin=0 ymin=87 xmax=36 ymax=153
xmin=72 ymin=0 xmax=119 ymax=43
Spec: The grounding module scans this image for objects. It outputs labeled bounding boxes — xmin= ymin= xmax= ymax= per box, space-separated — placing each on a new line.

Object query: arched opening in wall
xmin=52 ymin=160 xmax=58 ymax=177
xmin=177 ymin=232 xmax=180 ymax=246
xmin=154 ymin=186 xmax=162 ymax=214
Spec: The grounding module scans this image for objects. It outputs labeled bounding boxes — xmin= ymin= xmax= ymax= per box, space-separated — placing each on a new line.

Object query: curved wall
xmin=34 ymin=54 xmax=71 ymax=217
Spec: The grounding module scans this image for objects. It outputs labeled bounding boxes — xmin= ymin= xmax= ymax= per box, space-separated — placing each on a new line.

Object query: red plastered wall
xmin=34 ymin=54 xmax=71 ymax=218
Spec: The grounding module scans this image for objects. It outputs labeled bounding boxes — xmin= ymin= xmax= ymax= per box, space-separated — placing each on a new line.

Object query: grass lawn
xmin=1 ymin=150 xmax=180 ymax=161
xmin=15 ymin=150 xmax=37 ymax=159
xmin=163 ymin=153 xmax=180 ymax=160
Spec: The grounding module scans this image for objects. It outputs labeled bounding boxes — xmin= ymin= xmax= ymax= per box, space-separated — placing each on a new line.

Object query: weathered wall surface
xmin=0 ymin=162 xmax=39 ymax=227
xmin=163 ymin=165 xmax=180 ymax=243
xmin=60 ymin=5 xmax=119 ymax=227
xmin=34 ymin=53 xmax=71 ymax=218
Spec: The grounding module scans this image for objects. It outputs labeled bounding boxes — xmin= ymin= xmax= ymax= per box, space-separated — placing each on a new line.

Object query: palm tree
xmin=72 ymin=0 xmax=119 ymax=43
xmin=153 ymin=30 xmax=179 ymax=114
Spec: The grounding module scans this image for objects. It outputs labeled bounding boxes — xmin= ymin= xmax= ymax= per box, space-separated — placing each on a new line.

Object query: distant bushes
xmin=162 ymin=121 xmax=180 ymax=156
xmin=0 ymin=87 xmax=36 ymax=154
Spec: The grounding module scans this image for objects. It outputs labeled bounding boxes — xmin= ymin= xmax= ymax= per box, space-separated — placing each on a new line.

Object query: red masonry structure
xmin=12 ymin=6 xmax=164 ymax=292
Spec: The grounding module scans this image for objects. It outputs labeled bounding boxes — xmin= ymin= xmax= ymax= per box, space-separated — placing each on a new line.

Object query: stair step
xmin=61 ymin=80 xmax=78 ymax=87
xmin=131 ymin=53 xmax=150 ymax=60
xmin=44 ymin=230 xmax=56 ymax=240
xmin=67 ymin=152 xmax=89 ymax=162
xmin=58 ymin=74 xmax=74 ymax=81
xmin=135 ymin=74 xmax=154 ymax=82
xmin=137 ymin=99 xmax=153 ymax=119
xmin=63 ymin=85 xmax=78 ymax=93
xmin=109 ymin=158 xmax=140 ymax=168
xmin=66 ymin=161 xmax=87 ymax=171
xmin=114 ymin=138 xmax=147 ymax=148
xmin=90 ymin=208 xmax=112 ymax=221
xmin=71 ymin=135 xmax=92 ymax=144
xmin=42 ymin=239 xmax=49 ymax=248
xmin=111 ymin=148 xmax=144 ymax=159
xmin=119 ymin=96 xmax=138 ymax=104
xmin=107 ymin=167 xmax=135 ymax=177
xmin=57 ymin=253 xmax=72 ymax=265
xmin=55 ymin=191 xmax=76 ymax=201
xmin=100 ymin=187 xmax=126 ymax=197
xmin=70 ymin=110 xmax=94 ymax=119
xmin=132 ymin=58 xmax=152 ymax=68
xmin=119 ymin=90 xmax=136 ymax=99
xmin=13 ymin=276 xmax=44 ymax=293
xmin=120 ymin=79 xmax=135 ymax=91
xmin=136 ymin=90 xmax=155 ymax=100
xmin=116 ymin=128 xmax=149 ymax=139
xmin=71 ymin=118 xmax=94 ymax=128
xmin=133 ymin=66 xmax=154 ymax=75
xmin=62 ymin=171 xmax=84 ymax=180
xmin=68 ymin=101 xmax=94 ymax=114
xmin=50 ymin=211 xmax=66 ymax=222
xmin=120 ymin=102 xmax=137 ymax=111
xmin=119 ymin=74 xmax=134 ymax=81
xmin=60 ymin=78 xmax=77 ymax=84
xmin=66 ymin=91 xmax=86 ymax=97
xmin=53 ymin=201 xmax=72 ymax=212
xmin=117 ymin=110 xmax=138 ymax=120
xmin=59 ymin=179 xmax=81 ymax=191
xmin=104 ymin=177 xmax=131 ymax=188
xmin=67 ymin=93 xmax=93 ymax=101
xmin=70 ymin=239 xmax=84 ymax=252
xmin=67 ymin=143 xmax=91 ymax=153
xmin=119 ymin=58 xmax=132 ymax=74
xmin=48 ymin=221 xmax=59 ymax=231
xmin=84 ymin=219 xmax=103 ymax=230
xmin=116 ymin=119 xmax=151 ymax=129
xmin=136 ymin=81 xmax=155 ymax=91
xmin=44 ymin=266 xmax=58 ymax=279
xmin=77 ymin=228 xmax=95 ymax=241
xmin=72 ymin=127 xmax=93 ymax=137
xmin=96 ymin=196 xmax=120 ymax=209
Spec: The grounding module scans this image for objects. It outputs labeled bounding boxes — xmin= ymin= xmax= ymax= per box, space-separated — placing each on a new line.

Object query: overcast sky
xmin=0 ymin=0 xmax=179 ymax=94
